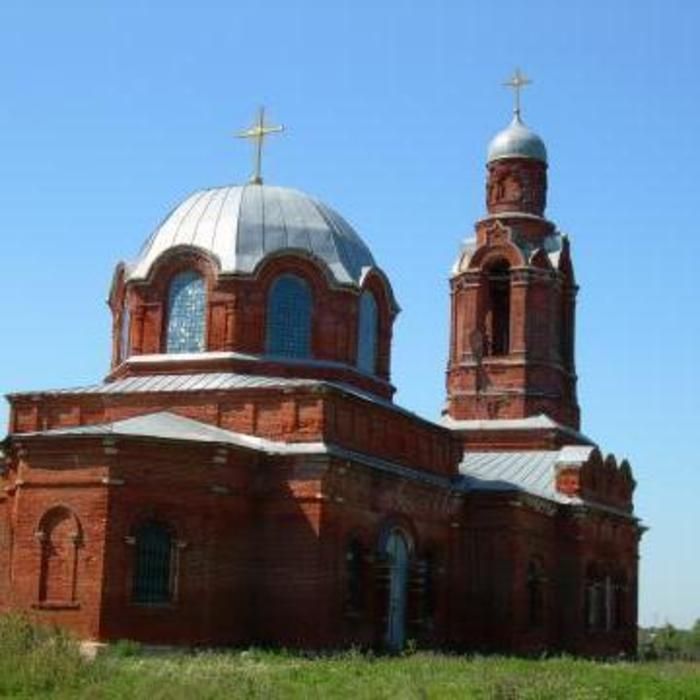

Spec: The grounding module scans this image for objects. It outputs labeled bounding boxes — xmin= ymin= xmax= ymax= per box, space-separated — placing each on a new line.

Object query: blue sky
xmin=0 ymin=0 xmax=697 ymax=628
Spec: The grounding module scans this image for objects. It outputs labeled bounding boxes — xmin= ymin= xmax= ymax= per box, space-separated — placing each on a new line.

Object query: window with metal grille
xmin=357 ymin=290 xmax=378 ymax=373
xmin=265 ymin=274 xmax=312 ymax=358
xmin=132 ymin=522 xmax=173 ymax=605
xmin=166 ymin=271 xmax=206 ymax=353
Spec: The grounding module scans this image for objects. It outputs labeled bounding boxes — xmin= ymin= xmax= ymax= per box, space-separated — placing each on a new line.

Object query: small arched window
xmin=132 ymin=521 xmax=173 ymax=605
xmin=119 ymin=301 xmax=131 ymax=362
xmin=485 ymin=261 xmax=511 ymax=356
xmin=357 ymin=290 xmax=379 ymax=374
xmin=266 ymin=274 xmax=312 ymax=358
xmin=166 ymin=271 xmax=206 ymax=354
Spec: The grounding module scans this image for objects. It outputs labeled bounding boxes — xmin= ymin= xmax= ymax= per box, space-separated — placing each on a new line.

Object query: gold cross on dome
xmin=236 ymin=106 xmax=284 ymax=185
xmin=503 ymin=68 xmax=532 ymax=117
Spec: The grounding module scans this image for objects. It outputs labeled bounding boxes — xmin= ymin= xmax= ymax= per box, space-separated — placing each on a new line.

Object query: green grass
xmin=2 ymin=616 xmax=700 ymax=699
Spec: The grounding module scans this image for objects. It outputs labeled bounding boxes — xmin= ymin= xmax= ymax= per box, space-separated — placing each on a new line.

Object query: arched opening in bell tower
xmin=484 ymin=260 xmax=511 ymax=356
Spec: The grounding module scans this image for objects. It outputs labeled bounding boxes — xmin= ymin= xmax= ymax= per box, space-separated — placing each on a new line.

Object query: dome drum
xmin=486 ymin=157 xmax=547 ymax=218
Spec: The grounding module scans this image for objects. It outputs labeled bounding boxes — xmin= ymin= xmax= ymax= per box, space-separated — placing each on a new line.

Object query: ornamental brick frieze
xmin=482 ymin=220 xmax=512 ymax=247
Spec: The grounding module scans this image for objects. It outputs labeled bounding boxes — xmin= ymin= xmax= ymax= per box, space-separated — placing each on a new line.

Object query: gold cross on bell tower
xmin=237 ymin=106 xmax=284 ymax=185
xmin=503 ymin=68 xmax=532 ymax=118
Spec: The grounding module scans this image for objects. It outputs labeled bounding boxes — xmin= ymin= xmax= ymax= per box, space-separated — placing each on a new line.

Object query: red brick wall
xmin=0 ymin=439 xmax=109 ymax=639
xmin=9 ymin=384 xmax=462 ymax=478
xmin=98 ymin=439 xmax=259 ymax=645
xmin=0 ymin=429 xmax=639 ymax=655
xmin=458 ymin=493 xmax=639 ymax=656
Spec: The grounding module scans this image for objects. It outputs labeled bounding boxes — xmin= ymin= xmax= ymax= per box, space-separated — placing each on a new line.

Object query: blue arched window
xmin=266 ymin=274 xmax=312 ymax=358
xmin=166 ymin=271 xmax=206 ymax=353
xmin=132 ymin=521 xmax=173 ymax=605
xmin=119 ymin=301 xmax=131 ymax=362
xmin=357 ymin=290 xmax=379 ymax=373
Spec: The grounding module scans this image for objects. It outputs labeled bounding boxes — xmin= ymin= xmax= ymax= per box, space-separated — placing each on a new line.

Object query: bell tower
xmin=446 ymin=73 xmax=580 ymax=429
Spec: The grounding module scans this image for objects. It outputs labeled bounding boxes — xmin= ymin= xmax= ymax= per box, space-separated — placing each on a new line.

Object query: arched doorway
xmin=384 ymin=529 xmax=410 ymax=651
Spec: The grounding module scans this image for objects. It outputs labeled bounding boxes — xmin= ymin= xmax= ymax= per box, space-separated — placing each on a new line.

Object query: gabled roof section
xmin=457 ymin=445 xmax=636 ymax=520
xmin=18 ymin=411 xmax=295 ymax=453
xmin=458 ymin=449 xmax=587 ymax=503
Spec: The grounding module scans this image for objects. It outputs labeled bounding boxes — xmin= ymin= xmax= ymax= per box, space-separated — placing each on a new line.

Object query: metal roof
xmin=122 ymin=350 xmax=395 ymax=387
xmin=16 ymin=372 xmax=319 ymax=396
xmin=487 ymin=113 xmax=547 ymax=163
xmin=442 ymin=414 xmax=595 ymax=446
xmin=126 ymin=184 xmax=377 ymax=287
xmin=23 ymin=411 xmax=291 ymax=452
xmin=444 ymin=414 xmax=559 ymax=430
xmin=458 ymin=447 xmax=596 ymax=504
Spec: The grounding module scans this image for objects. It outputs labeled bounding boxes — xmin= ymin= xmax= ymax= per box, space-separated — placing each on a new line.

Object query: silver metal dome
xmin=126 ymin=184 xmax=377 ymax=285
xmin=487 ymin=114 xmax=547 ymax=163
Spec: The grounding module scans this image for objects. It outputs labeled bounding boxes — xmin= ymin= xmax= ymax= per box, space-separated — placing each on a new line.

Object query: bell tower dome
xmin=445 ymin=73 xmax=580 ymax=430
xmin=486 ymin=112 xmax=548 ymax=218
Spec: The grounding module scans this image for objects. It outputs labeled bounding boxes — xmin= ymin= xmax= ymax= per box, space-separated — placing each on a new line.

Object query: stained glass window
xmin=266 ymin=275 xmax=312 ymax=358
xmin=166 ymin=271 xmax=206 ymax=353
xmin=357 ymin=290 xmax=378 ymax=374
xmin=132 ymin=522 xmax=173 ymax=605
xmin=119 ymin=302 xmax=131 ymax=362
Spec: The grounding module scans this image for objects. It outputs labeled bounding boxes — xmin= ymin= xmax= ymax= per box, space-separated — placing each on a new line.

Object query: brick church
xmin=0 ymin=88 xmax=643 ymax=655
